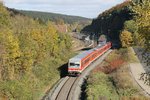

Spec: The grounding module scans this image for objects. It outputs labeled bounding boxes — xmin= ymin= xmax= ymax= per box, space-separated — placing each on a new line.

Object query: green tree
xmin=124 ymin=20 xmax=138 ymax=33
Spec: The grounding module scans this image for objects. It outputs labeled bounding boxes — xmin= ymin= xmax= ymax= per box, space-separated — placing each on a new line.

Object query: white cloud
xmin=4 ymin=0 xmax=122 ymax=5
xmin=4 ymin=0 xmax=125 ymax=18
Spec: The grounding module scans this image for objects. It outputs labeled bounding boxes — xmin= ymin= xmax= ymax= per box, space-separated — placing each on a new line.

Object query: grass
xmin=86 ymin=72 xmax=119 ymax=100
xmin=127 ymin=47 xmax=139 ymax=63
xmin=85 ymin=48 xmax=149 ymax=100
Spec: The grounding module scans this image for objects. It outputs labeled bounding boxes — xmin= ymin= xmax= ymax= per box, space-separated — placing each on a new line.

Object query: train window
xmin=70 ymin=63 xmax=80 ymax=67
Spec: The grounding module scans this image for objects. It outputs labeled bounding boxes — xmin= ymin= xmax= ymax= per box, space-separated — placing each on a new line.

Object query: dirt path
xmin=129 ymin=47 xmax=150 ymax=96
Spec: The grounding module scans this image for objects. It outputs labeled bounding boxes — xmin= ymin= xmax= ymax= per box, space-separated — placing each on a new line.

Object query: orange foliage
xmin=93 ymin=58 xmax=125 ymax=74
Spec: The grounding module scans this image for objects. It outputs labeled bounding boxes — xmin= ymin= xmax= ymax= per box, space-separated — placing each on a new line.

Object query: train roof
xmin=69 ymin=45 xmax=104 ymax=62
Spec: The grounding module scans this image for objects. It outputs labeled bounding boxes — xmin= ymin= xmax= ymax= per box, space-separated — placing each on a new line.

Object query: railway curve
xmin=43 ymin=50 xmax=112 ymax=100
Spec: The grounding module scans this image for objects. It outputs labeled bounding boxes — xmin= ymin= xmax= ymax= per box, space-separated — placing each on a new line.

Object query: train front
xmin=68 ymin=58 xmax=81 ymax=76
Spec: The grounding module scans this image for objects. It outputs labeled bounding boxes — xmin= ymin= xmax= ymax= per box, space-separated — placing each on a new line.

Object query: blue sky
xmin=4 ymin=0 xmax=125 ymax=18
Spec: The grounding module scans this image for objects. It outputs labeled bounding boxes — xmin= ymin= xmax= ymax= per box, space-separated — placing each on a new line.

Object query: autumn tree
xmin=0 ymin=3 xmax=9 ymax=27
xmin=123 ymin=20 xmax=139 ymax=45
xmin=132 ymin=0 xmax=150 ymax=49
xmin=0 ymin=29 xmax=21 ymax=80
xmin=0 ymin=4 xmax=72 ymax=99
xmin=131 ymin=0 xmax=150 ymax=85
xmin=55 ymin=18 xmax=65 ymax=25
xmin=120 ymin=30 xmax=133 ymax=47
xmin=132 ymin=0 xmax=150 ymax=64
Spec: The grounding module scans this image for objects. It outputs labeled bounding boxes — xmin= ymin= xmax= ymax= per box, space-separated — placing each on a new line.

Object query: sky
xmin=3 ymin=0 xmax=125 ymax=18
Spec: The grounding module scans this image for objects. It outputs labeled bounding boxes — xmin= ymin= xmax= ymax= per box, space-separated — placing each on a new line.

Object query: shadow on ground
xmin=80 ymin=79 xmax=87 ymax=100
xmin=81 ymin=47 xmax=92 ymax=51
xmin=58 ymin=63 xmax=68 ymax=78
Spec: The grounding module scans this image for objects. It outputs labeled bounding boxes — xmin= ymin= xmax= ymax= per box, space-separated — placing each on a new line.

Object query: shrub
xmin=86 ymin=72 xmax=119 ymax=100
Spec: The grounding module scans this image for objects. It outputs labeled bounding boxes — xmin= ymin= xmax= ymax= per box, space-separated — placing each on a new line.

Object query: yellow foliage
xmin=31 ymin=28 xmax=45 ymax=44
xmin=132 ymin=0 xmax=150 ymax=28
xmin=132 ymin=0 xmax=150 ymax=51
xmin=0 ymin=29 xmax=21 ymax=80
xmin=0 ymin=5 xmax=72 ymax=99
xmin=120 ymin=30 xmax=133 ymax=47
xmin=0 ymin=3 xmax=8 ymax=15
xmin=0 ymin=3 xmax=9 ymax=26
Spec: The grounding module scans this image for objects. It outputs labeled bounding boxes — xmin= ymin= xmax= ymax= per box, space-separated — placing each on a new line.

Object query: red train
xmin=68 ymin=42 xmax=112 ymax=75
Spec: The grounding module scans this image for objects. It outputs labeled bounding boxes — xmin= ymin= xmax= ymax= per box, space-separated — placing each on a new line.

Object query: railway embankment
xmin=129 ymin=47 xmax=150 ymax=96
xmin=83 ymin=48 xmax=149 ymax=100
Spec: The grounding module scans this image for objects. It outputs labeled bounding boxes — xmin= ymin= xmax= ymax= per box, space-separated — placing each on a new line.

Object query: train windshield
xmin=69 ymin=62 xmax=80 ymax=68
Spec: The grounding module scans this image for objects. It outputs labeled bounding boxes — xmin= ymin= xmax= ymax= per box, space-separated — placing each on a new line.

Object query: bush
xmin=0 ymin=80 xmax=34 ymax=100
xmin=86 ymin=49 xmax=149 ymax=100
xmin=86 ymin=72 xmax=119 ymax=100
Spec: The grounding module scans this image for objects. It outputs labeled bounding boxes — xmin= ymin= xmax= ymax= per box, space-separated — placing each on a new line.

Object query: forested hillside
xmin=81 ymin=0 xmax=132 ymax=42
xmin=82 ymin=0 xmax=150 ymax=80
xmin=82 ymin=0 xmax=149 ymax=53
xmin=11 ymin=9 xmax=91 ymax=24
xmin=130 ymin=0 xmax=150 ymax=65
xmin=7 ymin=9 xmax=92 ymax=33
xmin=0 ymin=3 xmax=73 ymax=99
xmin=83 ymin=0 xmax=150 ymax=99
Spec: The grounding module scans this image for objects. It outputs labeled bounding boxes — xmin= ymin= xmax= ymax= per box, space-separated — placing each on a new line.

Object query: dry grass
xmin=127 ymin=47 xmax=139 ymax=63
xmin=87 ymin=48 xmax=150 ymax=100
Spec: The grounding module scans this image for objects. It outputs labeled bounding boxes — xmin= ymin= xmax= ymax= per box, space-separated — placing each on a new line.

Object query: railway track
xmin=55 ymin=77 xmax=78 ymax=100
xmin=43 ymin=50 xmax=112 ymax=100
xmin=43 ymin=76 xmax=79 ymax=100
